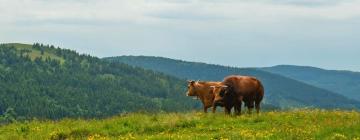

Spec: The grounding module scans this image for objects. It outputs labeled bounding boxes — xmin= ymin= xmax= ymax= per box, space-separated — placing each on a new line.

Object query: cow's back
xmin=223 ymin=75 xmax=261 ymax=97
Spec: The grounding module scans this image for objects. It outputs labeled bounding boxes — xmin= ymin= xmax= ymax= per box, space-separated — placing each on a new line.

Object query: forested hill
xmin=0 ymin=43 xmax=196 ymax=120
xmin=262 ymin=65 xmax=360 ymax=101
xmin=104 ymin=56 xmax=360 ymax=109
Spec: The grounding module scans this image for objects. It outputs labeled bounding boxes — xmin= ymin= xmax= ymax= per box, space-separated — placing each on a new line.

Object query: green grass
xmin=2 ymin=43 xmax=65 ymax=63
xmin=0 ymin=110 xmax=360 ymax=140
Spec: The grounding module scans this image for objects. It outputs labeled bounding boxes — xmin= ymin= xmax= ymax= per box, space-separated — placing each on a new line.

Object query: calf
xmin=186 ymin=80 xmax=222 ymax=113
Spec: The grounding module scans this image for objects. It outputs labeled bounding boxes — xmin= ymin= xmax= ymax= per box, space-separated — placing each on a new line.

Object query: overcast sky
xmin=0 ymin=0 xmax=359 ymax=71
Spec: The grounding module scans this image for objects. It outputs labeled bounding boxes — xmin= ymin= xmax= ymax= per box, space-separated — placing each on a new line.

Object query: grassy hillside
xmin=2 ymin=43 xmax=65 ymax=63
xmin=104 ymin=56 xmax=360 ymax=109
xmin=263 ymin=65 xmax=360 ymax=101
xmin=0 ymin=110 xmax=359 ymax=139
xmin=0 ymin=43 xmax=197 ymax=120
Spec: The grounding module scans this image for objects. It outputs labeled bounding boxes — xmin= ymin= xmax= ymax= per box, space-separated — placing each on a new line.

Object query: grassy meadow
xmin=4 ymin=43 xmax=65 ymax=63
xmin=0 ymin=109 xmax=360 ymax=140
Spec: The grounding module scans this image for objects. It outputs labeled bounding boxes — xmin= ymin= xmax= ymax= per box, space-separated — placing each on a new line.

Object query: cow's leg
xmin=234 ymin=106 xmax=239 ymax=115
xmin=255 ymin=101 xmax=261 ymax=114
xmin=235 ymin=102 xmax=242 ymax=116
xmin=203 ymin=106 xmax=208 ymax=113
xmin=235 ymin=96 xmax=243 ymax=116
xmin=247 ymin=101 xmax=254 ymax=114
xmin=224 ymin=106 xmax=231 ymax=115
xmin=212 ymin=106 xmax=217 ymax=113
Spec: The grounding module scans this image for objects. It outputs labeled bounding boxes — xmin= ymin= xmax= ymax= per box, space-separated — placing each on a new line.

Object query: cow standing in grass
xmin=212 ymin=75 xmax=264 ymax=115
xmin=186 ymin=80 xmax=223 ymax=113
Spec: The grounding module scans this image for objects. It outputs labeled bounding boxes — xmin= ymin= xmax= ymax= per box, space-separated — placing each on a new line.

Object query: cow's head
xmin=210 ymin=85 xmax=229 ymax=106
xmin=186 ymin=80 xmax=198 ymax=96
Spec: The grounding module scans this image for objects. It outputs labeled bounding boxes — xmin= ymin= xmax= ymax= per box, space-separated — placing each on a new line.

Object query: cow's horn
xmin=210 ymin=86 xmax=215 ymax=88
xmin=222 ymin=85 xmax=228 ymax=88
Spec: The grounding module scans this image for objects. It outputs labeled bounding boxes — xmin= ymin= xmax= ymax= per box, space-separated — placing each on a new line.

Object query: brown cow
xmin=212 ymin=75 xmax=264 ymax=115
xmin=186 ymin=80 xmax=223 ymax=113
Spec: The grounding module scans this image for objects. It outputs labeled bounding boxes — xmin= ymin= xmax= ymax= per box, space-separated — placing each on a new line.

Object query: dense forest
xmin=106 ymin=56 xmax=360 ymax=110
xmin=0 ymin=43 xmax=196 ymax=123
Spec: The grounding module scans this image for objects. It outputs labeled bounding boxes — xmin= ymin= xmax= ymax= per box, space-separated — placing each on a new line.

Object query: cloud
xmin=261 ymin=0 xmax=352 ymax=7
xmin=0 ymin=0 xmax=360 ymax=71
xmin=1 ymin=0 xmax=360 ymax=27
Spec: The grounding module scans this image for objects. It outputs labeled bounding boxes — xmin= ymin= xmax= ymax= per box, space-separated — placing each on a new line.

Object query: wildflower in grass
xmin=87 ymin=135 xmax=94 ymax=140
xmin=31 ymin=126 xmax=41 ymax=132
xmin=119 ymin=133 xmax=136 ymax=140
xmin=331 ymin=133 xmax=347 ymax=140
xmin=220 ymin=136 xmax=229 ymax=140
xmin=89 ymin=134 xmax=106 ymax=140
xmin=49 ymin=131 xmax=58 ymax=138
xmin=239 ymin=129 xmax=255 ymax=139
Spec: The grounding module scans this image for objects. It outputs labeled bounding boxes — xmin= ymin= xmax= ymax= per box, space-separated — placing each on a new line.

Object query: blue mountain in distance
xmin=104 ymin=56 xmax=360 ymax=109
xmin=262 ymin=65 xmax=360 ymax=101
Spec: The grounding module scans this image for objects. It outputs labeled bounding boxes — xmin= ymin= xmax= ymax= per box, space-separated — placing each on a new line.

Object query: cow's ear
xmin=222 ymin=86 xmax=230 ymax=95
xmin=188 ymin=80 xmax=195 ymax=85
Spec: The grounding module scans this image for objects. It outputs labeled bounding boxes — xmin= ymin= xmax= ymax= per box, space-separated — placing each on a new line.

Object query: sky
xmin=0 ymin=0 xmax=359 ymax=71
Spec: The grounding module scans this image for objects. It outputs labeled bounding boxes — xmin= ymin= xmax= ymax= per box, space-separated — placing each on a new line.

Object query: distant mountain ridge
xmin=262 ymin=65 xmax=360 ymax=101
xmin=104 ymin=56 xmax=360 ymax=109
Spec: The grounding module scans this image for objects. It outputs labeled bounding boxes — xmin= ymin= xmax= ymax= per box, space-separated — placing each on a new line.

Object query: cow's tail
xmin=255 ymin=81 xmax=264 ymax=113
xmin=256 ymin=82 xmax=264 ymax=103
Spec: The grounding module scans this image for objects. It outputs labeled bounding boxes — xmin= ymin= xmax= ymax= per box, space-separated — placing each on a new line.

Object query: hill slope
xmin=262 ymin=65 xmax=360 ymax=101
xmin=1 ymin=110 xmax=359 ymax=139
xmin=0 ymin=44 xmax=196 ymax=120
xmin=104 ymin=56 xmax=360 ymax=109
